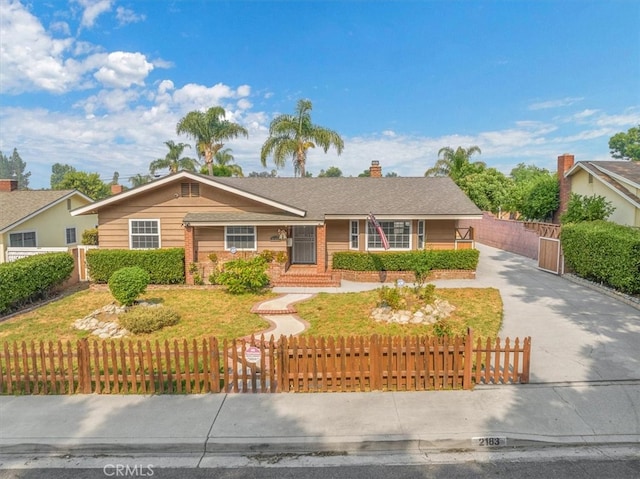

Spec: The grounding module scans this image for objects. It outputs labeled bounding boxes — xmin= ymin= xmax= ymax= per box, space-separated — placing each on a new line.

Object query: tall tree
xmin=215 ymin=148 xmax=243 ymax=177
xmin=518 ymin=173 xmax=559 ymax=221
xmin=51 ymin=163 xmax=76 ymax=189
xmin=248 ymin=170 xmax=278 ymax=178
xmin=176 ymin=107 xmax=248 ymax=176
xmin=0 ymin=148 xmax=31 ymax=189
xmin=260 ymin=99 xmax=344 ymax=177
xmin=456 ymin=168 xmax=510 ymax=213
xmin=609 ymin=125 xmax=640 ymax=161
xmin=425 ymin=146 xmax=484 ymax=181
xmin=53 ymin=171 xmax=110 ymax=200
xmin=150 ymin=140 xmax=198 ymax=175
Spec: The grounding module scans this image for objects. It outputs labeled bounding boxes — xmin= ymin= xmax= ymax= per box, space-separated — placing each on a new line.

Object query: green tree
xmin=561 ymin=193 xmax=615 ymax=224
xmin=54 ymin=171 xmax=110 ymax=200
xmin=213 ymin=148 xmax=243 ymax=177
xmin=149 ymin=140 xmax=198 ymax=175
xmin=51 ymin=163 xmax=76 ymax=189
xmin=609 ymin=125 xmax=640 ymax=161
xmin=260 ymin=99 xmax=344 ymax=177
xmin=176 ymin=106 xmax=248 ymax=176
xmin=425 ymin=146 xmax=484 ymax=181
xmin=503 ymin=163 xmax=551 ymax=215
xmin=358 ymin=169 xmax=371 ymax=177
xmin=248 ymin=170 xmax=278 ymax=178
xmin=0 ymin=148 xmax=31 ymax=189
xmin=318 ymin=166 xmax=343 ymax=177
xmin=129 ymin=173 xmax=153 ymax=187
xmin=456 ymin=168 xmax=510 ymax=213
xmin=518 ymin=173 xmax=559 ymax=221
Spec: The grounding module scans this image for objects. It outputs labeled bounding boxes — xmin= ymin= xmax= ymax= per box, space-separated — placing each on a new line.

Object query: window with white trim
xmin=350 ymin=220 xmax=359 ymax=249
xmin=130 ymin=220 xmax=160 ymax=249
xmin=9 ymin=231 xmax=36 ymax=247
xmin=367 ymin=220 xmax=411 ymax=250
xmin=417 ymin=220 xmax=425 ymax=249
xmin=225 ymin=226 xmax=256 ymax=251
xmin=65 ymin=227 xmax=77 ymax=245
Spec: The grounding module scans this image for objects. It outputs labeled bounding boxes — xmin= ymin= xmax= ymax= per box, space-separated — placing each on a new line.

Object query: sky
xmin=1 ymin=0 xmax=639 ymax=189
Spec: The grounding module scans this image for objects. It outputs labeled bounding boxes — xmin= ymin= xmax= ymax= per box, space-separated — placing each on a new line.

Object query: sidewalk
xmin=1 ymin=243 xmax=639 ymax=456
xmin=1 ymin=382 xmax=639 ymax=455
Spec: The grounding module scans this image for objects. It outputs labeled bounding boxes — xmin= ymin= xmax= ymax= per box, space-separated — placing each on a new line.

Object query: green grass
xmin=0 ymin=286 xmax=503 ymax=345
xmin=296 ymin=288 xmax=503 ymax=340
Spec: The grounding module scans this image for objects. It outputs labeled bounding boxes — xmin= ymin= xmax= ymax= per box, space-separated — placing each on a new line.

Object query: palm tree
xmin=214 ymin=148 xmax=244 ymax=177
xmin=129 ymin=173 xmax=153 ymax=187
xmin=176 ymin=107 xmax=248 ymax=176
xmin=260 ymin=99 xmax=344 ymax=177
xmin=149 ymin=140 xmax=198 ymax=175
xmin=425 ymin=146 xmax=484 ymax=181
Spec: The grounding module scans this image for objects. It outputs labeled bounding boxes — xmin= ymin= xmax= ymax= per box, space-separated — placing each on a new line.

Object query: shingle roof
xmin=211 ymin=176 xmax=482 ymax=220
xmin=0 ymin=190 xmax=78 ymax=232
xmin=567 ymin=161 xmax=640 ymax=209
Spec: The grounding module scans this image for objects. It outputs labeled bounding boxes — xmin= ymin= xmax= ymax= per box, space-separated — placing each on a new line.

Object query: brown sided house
xmin=71 ymin=164 xmax=482 ymax=285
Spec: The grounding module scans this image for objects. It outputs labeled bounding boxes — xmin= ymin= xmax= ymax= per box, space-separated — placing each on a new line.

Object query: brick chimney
xmin=0 ymin=179 xmax=18 ymax=192
xmin=555 ymin=153 xmax=575 ymax=223
xmin=369 ymin=160 xmax=382 ymax=177
xmin=111 ymin=184 xmax=124 ymax=195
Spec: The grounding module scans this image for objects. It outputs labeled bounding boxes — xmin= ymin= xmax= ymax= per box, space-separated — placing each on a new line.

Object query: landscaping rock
xmin=371 ymin=299 xmax=455 ymax=325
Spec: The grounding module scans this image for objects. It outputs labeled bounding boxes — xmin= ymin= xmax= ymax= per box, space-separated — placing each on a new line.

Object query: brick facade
xmin=555 ymin=153 xmax=575 ymax=224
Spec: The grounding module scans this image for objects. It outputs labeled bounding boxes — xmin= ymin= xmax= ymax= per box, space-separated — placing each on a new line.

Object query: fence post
xmin=521 ymin=337 xmax=531 ymax=383
xmin=77 ymin=339 xmax=91 ymax=393
xmin=463 ymin=328 xmax=473 ymax=390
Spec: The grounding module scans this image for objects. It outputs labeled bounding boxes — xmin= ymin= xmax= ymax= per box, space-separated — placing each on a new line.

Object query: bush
xmin=377 ymin=283 xmax=437 ymax=312
xmin=0 ymin=252 xmax=74 ymax=315
xmin=561 ymin=221 xmax=640 ymax=294
xmin=217 ymin=256 xmax=270 ymax=294
xmin=333 ymin=249 xmax=479 ymax=272
xmin=108 ymin=267 xmax=150 ymax=306
xmin=81 ymin=228 xmax=99 ymax=245
xmin=119 ymin=306 xmax=180 ymax=334
xmin=87 ymin=248 xmax=184 ymax=284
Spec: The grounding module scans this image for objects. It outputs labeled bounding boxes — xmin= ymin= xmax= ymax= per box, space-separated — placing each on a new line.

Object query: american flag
xmin=368 ymin=213 xmax=390 ymax=250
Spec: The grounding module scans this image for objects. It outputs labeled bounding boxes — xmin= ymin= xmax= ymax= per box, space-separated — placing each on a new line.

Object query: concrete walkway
xmin=249 ymin=294 xmax=313 ymax=337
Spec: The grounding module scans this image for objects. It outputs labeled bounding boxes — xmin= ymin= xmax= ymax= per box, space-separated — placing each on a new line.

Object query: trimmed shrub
xmin=81 ymin=228 xmax=99 ymax=245
xmin=87 ymin=248 xmax=185 ymax=284
xmin=561 ymin=220 xmax=640 ymax=294
xmin=108 ymin=267 xmax=150 ymax=306
xmin=0 ymin=252 xmax=74 ymax=315
xmin=119 ymin=306 xmax=180 ymax=334
xmin=217 ymin=256 xmax=269 ymax=294
xmin=333 ymin=249 xmax=479 ymax=272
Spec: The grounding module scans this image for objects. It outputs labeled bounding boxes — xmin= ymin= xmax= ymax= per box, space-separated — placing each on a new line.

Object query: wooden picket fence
xmin=0 ymin=331 xmax=530 ymax=395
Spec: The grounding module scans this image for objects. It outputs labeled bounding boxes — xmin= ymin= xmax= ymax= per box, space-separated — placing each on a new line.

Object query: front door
xmin=292 ymin=226 xmax=316 ymax=264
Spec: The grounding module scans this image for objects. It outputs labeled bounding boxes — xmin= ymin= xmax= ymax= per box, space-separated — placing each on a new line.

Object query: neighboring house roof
xmin=565 ymin=160 xmax=640 ymax=209
xmin=72 ymin=170 xmax=483 ymax=222
xmin=0 ymin=189 xmax=93 ymax=234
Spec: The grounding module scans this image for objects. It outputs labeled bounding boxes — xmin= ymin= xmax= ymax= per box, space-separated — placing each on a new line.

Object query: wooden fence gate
xmin=533 ymin=223 xmax=563 ymax=275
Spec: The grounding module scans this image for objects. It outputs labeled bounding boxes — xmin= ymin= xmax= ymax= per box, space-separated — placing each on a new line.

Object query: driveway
xmin=432 ymin=243 xmax=640 ymax=383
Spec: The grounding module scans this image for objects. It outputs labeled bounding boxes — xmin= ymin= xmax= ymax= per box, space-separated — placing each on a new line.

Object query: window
xmin=67 ymin=198 xmax=72 ymax=210
xmin=181 ymin=183 xmax=200 ymax=197
xmin=130 ymin=220 xmax=160 ymax=249
xmin=225 ymin=226 xmax=256 ymax=251
xmin=9 ymin=231 xmax=36 ymax=247
xmin=367 ymin=220 xmax=411 ymax=250
xmin=65 ymin=227 xmax=77 ymax=245
xmin=350 ymin=220 xmax=359 ymax=250
xmin=417 ymin=220 xmax=425 ymax=249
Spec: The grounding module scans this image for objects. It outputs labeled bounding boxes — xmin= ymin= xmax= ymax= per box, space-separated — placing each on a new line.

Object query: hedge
xmin=332 ymin=249 xmax=480 ymax=272
xmin=561 ymin=220 xmax=640 ymax=295
xmin=86 ymin=248 xmax=185 ymax=284
xmin=0 ymin=253 xmax=75 ymax=315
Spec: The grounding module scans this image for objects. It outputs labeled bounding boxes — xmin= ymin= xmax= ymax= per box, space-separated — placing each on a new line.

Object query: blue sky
xmin=1 ymin=0 xmax=639 ymax=189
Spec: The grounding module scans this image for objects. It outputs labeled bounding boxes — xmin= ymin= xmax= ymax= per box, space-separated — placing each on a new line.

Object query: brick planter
xmin=336 ymin=269 xmax=475 ymax=283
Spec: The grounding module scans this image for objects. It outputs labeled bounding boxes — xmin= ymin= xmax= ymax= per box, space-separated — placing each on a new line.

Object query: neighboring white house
xmin=557 ymin=154 xmax=640 ymax=227
xmin=0 ymin=179 xmax=97 ymax=263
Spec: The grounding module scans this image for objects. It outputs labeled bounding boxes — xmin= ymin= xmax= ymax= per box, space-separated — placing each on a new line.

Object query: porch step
xmin=271 ymin=273 xmax=341 ymax=288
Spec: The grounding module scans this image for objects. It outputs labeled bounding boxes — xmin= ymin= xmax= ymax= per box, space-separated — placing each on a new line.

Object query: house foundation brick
xmin=184 ymin=225 xmax=195 ymax=284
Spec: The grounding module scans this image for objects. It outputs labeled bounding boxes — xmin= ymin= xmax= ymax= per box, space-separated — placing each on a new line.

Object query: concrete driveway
xmin=432 ymin=243 xmax=640 ymax=383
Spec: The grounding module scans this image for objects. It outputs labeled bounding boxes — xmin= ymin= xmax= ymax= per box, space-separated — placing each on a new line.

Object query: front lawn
xmin=0 ymin=286 xmax=503 ymax=344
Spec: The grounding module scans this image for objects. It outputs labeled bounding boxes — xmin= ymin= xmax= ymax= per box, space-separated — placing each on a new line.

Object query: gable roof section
xmin=71 ymin=171 xmax=307 ymax=217
xmin=565 ymin=161 xmax=640 ymax=209
xmin=0 ymin=190 xmax=93 ymax=234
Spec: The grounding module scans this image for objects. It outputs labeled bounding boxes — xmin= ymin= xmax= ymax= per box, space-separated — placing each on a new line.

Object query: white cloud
xmin=115 ymin=6 xmax=145 ymax=26
xmin=528 ymin=97 xmax=583 ymax=111
xmin=93 ymin=51 xmax=154 ymax=88
xmin=75 ymin=0 xmax=113 ymax=30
